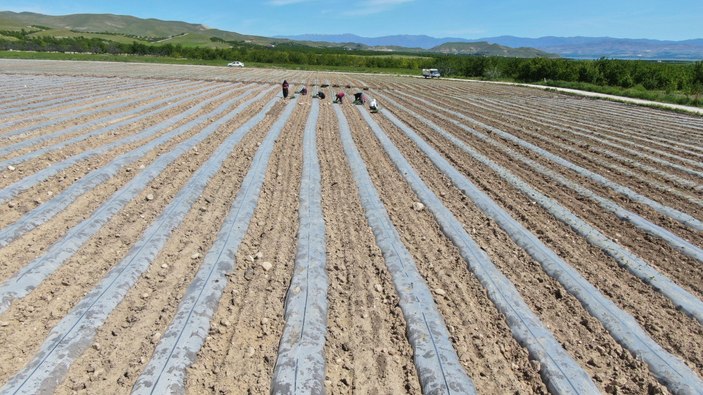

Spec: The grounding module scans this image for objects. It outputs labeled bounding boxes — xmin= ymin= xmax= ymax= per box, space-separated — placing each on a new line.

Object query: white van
xmin=422 ymin=68 xmax=441 ymax=78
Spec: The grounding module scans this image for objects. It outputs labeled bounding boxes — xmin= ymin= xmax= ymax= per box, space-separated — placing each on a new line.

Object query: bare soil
xmin=1 ymin=59 xmax=701 ymax=395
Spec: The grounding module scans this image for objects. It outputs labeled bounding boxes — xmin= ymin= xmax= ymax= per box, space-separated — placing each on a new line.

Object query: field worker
xmin=282 ymin=80 xmax=289 ymax=99
xmin=333 ymin=91 xmax=345 ymax=104
xmin=297 ymin=86 xmax=308 ymax=95
xmin=315 ymin=91 xmax=326 ymax=99
xmin=369 ymin=98 xmax=378 ymax=112
xmin=353 ymin=92 xmax=365 ymax=105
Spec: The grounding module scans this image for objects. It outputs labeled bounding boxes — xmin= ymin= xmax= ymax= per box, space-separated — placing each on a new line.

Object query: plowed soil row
xmin=339 ymin=104 xmax=550 ymax=394
xmin=472 ymin=95 xmax=703 ymax=160
xmin=315 ymin=98 xmax=422 ymax=394
xmin=55 ymin=96 xmax=287 ymax=394
xmin=369 ymin=95 xmax=703 ymax=376
xmin=0 ymin=88 xmax=279 ymax=386
xmin=373 ymin=88 xmax=703 ymax=297
xmin=381 ymin=87 xmax=702 ymax=241
xmin=0 ymin=84 xmax=240 ymax=196
xmin=405 ymin=80 xmax=700 ymax=171
xmin=1 ymin=60 xmax=701 ymax=395
xmin=451 ymin=94 xmax=702 ymax=185
xmin=0 ymin=86 xmax=271 ymax=278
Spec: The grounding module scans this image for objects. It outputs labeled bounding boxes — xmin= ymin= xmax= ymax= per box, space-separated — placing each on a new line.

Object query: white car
xmin=227 ymin=61 xmax=244 ymax=67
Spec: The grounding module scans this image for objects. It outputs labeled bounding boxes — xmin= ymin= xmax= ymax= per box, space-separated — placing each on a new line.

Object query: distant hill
xmin=0 ymin=11 xmax=278 ymax=47
xmin=430 ymin=42 xmax=554 ymax=58
xmin=0 ymin=11 xmax=208 ymax=37
xmin=479 ymin=36 xmax=703 ymax=60
xmin=275 ymin=33 xmax=552 ymax=57
xmin=0 ymin=12 xmax=549 ymax=57
xmin=279 ymin=34 xmax=467 ymax=50
xmin=279 ymin=34 xmax=549 ymax=56
xmin=282 ymin=33 xmax=703 ymax=60
xmin=4 ymin=12 xmax=700 ymax=60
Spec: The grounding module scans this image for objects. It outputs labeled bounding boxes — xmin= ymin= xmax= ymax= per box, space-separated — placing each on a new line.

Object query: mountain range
xmin=0 ymin=11 xmax=551 ymax=57
xmin=1 ymin=11 xmax=702 ymax=60
xmin=281 ymin=34 xmax=703 ymax=60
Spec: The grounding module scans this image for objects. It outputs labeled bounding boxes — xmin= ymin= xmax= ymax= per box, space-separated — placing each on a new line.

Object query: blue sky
xmin=2 ymin=0 xmax=701 ymax=40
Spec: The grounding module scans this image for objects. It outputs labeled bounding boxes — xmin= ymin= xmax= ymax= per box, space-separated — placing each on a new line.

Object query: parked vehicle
xmin=422 ymin=68 xmax=441 ymax=78
xmin=227 ymin=61 xmax=245 ymax=67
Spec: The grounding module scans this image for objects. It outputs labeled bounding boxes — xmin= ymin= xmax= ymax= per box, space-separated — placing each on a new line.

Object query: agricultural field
xmin=0 ymin=59 xmax=702 ymax=394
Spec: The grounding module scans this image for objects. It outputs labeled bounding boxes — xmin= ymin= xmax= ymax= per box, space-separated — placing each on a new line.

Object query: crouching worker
xmin=353 ymin=92 xmax=365 ymax=105
xmin=369 ymin=98 xmax=379 ymax=113
xmin=315 ymin=91 xmax=326 ymax=99
xmin=333 ymin=92 xmax=345 ymax=104
xmin=297 ymin=86 xmax=308 ymax=95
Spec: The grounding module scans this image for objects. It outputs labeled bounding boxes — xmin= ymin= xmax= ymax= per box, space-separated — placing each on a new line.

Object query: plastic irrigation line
xmin=369 ymin=100 xmax=703 ymax=394
xmin=0 ymin=87 xmax=274 ymax=316
xmin=477 ymin=95 xmax=703 ymax=162
xmin=334 ymin=105 xmax=476 ymax=394
xmin=132 ymin=91 xmax=300 ymax=395
xmin=354 ymin=102 xmax=598 ymax=394
xmin=461 ymin=96 xmax=702 ymax=191
xmin=0 ymin=93 xmax=282 ymax=395
xmin=271 ymin=99 xmax=327 ymax=394
xmin=0 ymin=78 xmax=176 ymax=126
xmin=0 ymin=79 xmax=199 ymax=138
xmin=0 ymin=84 xmax=231 ymax=196
xmin=0 ymin=74 xmax=151 ymax=101
xmin=464 ymin=95 xmax=703 ymax=180
xmin=572 ymin=119 xmax=703 ymax=173
xmin=396 ymin=90 xmax=703 ymax=233
xmin=374 ymin=92 xmax=703 ymax=326
xmin=393 ymin=91 xmax=703 ymax=254
xmin=514 ymin=91 xmax=703 ymax=135
xmin=0 ymin=84 xmax=179 ymax=143
xmin=0 ymin=76 xmax=148 ymax=117
xmin=468 ymin=89 xmax=703 ymax=201
xmin=590 ymin=145 xmax=702 ymax=188
xmin=0 ymin=86 xmax=255 ymax=248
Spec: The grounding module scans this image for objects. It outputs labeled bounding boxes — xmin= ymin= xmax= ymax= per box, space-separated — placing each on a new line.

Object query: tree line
xmin=2 ymin=32 xmax=701 ymax=102
xmin=0 ymin=32 xmax=435 ymax=69
xmin=436 ymin=55 xmax=703 ymax=94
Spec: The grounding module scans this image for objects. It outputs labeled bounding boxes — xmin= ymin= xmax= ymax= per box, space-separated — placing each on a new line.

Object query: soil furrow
xmin=0 ymin=90 xmax=281 ymax=386
xmin=374 ymin=95 xmax=703 ymax=378
xmin=317 ymin=98 xmax=423 ymax=394
xmin=340 ymin=104 xmax=551 ymax=393
xmin=182 ymin=96 xmax=307 ymax=393
xmin=2 ymin=61 xmax=702 ymax=394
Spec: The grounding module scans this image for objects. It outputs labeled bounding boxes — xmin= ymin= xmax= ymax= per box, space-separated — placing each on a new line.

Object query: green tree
xmin=691 ymin=61 xmax=703 ymax=104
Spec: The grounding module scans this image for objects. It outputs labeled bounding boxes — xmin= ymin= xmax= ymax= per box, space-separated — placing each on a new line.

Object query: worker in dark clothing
xmin=315 ymin=91 xmax=326 ymax=99
xmin=353 ymin=92 xmax=365 ymax=105
xmin=282 ymin=80 xmax=289 ymax=99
